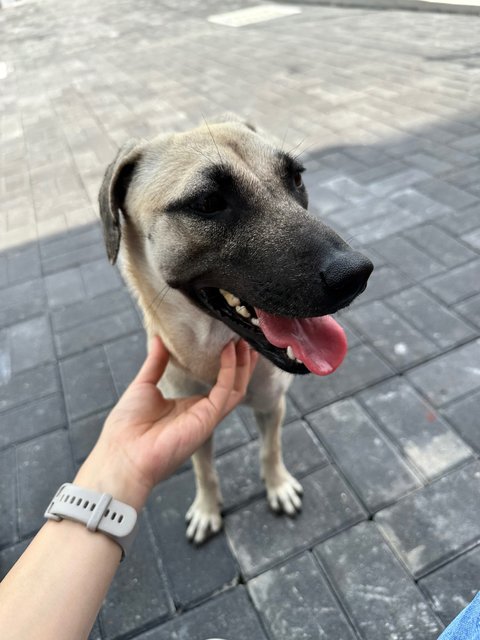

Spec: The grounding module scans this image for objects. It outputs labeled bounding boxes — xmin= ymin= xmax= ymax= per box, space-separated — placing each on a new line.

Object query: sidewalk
xmin=1 ymin=1 xmax=480 ymax=639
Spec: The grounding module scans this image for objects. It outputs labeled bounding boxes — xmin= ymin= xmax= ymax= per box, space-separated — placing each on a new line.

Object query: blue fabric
xmin=438 ymin=593 xmax=480 ymax=639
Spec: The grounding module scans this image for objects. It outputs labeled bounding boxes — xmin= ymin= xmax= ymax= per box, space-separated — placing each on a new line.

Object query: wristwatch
xmin=44 ymin=483 xmax=138 ymax=560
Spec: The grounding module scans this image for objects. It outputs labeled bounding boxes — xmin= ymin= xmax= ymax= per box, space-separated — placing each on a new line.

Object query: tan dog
xmin=99 ymin=116 xmax=373 ymax=543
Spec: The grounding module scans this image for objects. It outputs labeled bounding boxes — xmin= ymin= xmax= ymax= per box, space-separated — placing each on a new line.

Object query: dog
xmin=98 ymin=115 xmax=373 ymax=544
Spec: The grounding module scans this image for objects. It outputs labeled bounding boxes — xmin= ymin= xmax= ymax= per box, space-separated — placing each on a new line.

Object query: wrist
xmin=74 ymin=442 xmax=150 ymax=512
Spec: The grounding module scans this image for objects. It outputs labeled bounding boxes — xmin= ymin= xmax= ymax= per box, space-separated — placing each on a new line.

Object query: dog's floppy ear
xmin=98 ymin=139 xmax=142 ymax=265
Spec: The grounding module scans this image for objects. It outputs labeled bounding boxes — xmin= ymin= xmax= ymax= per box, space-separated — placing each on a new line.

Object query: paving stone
xmin=249 ymin=552 xmax=357 ymax=640
xmin=80 ymin=259 xmax=123 ymax=298
xmin=238 ymin=395 xmax=301 ymax=438
xmin=2 ymin=315 xmax=55 ymax=374
xmin=226 ymin=465 xmax=365 ymax=578
xmin=441 ymin=389 xmax=480 ymax=453
xmin=420 ymin=545 xmax=480 ymax=626
xmin=70 ymin=409 xmax=110 ymax=464
xmin=389 ymin=188 xmax=452 ymax=220
xmin=345 ymin=207 xmax=422 ymax=245
xmin=360 ymin=378 xmax=472 ymax=479
xmin=315 ymin=522 xmax=443 ymax=640
xmin=0 ymin=393 xmax=66 ymax=449
xmin=376 ymin=462 xmax=480 ymax=577
xmin=462 ymin=227 xmax=480 ymax=251
xmin=213 ymin=409 xmax=251 ymax=454
xmin=148 ymin=471 xmax=238 ymax=608
xmin=99 ymin=517 xmax=172 ymax=639
xmin=291 ymin=344 xmax=393 ymax=413
xmin=0 ymin=278 xmax=46 ymax=328
xmin=388 ymin=286 xmax=477 ymax=349
xmin=423 ymin=259 xmax=480 ymax=305
xmin=51 ymin=288 xmax=134 ymax=333
xmin=329 ymin=199 xmax=402 ymax=230
xmin=407 ymin=152 xmax=452 ymax=175
xmin=56 ymin=307 xmax=140 ymax=358
xmin=354 ymin=160 xmax=407 ymax=185
xmin=60 ymin=347 xmax=117 ymax=421
xmin=456 ymin=292 xmax=480 ymax=328
xmin=6 ymin=244 xmax=41 ymax=284
xmin=416 ymin=178 xmax=479 ymax=210
xmin=407 ymin=339 xmax=480 ymax=406
xmin=307 ymin=399 xmax=420 ymax=512
xmin=0 ymin=363 xmax=60 ymax=412
xmin=138 ymin=586 xmax=267 ymax=640
xmin=343 ymin=301 xmax=438 ymax=370
xmin=350 ymin=264 xmax=413 ymax=305
xmin=42 ymin=242 xmax=106 ymax=275
xmin=0 ymin=449 xmax=15 ymax=547
xmin=0 ymin=539 xmax=31 ymax=580
xmin=308 ymin=186 xmax=346 ymax=215
xmin=369 ymin=168 xmax=430 ymax=198
xmin=370 ymin=235 xmax=444 ymax=280
xmin=104 ymin=331 xmax=146 ymax=395
xmin=403 ymin=224 xmax=478 ymax=268
xmin=16 ymin=429 xmax=75 ymax=537
xmin=45 ymin=267 xmax=86 ymax=307
xmin=437 ymin=204 xmax=480 ymax=236
xmin=218 ymin=420 xmax=327 ymax=511
xmin=39 ymin=224 xmax=102 ymax=260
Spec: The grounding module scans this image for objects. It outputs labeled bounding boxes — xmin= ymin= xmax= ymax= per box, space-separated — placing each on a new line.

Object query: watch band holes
xmin=83 ymin=501 xmax=89 ymax=509
xmin=111 ymin=512 xmax=117 ymax=520
xmin=70 ymin=496 xmax=75 ymax=504
xmin=105 ymin=509 xmax=110 ymax=517
xmin=118 ymin=515 xmax=123 ymax=523
xmin=90 ymin=503 xmax=96 ymax=511
xmin=76 ymin=498 xmax=82 ymax=506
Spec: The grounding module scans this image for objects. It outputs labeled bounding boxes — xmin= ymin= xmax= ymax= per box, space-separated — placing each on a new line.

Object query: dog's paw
xmin=265 ymin=468 xmax=303 ymax=516
xmin=185 ymin=496 xmax=223 ymax=544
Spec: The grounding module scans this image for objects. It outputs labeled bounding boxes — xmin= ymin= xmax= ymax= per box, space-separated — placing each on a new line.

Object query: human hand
xmin=75 ymin=337 xmax=258 ymax=510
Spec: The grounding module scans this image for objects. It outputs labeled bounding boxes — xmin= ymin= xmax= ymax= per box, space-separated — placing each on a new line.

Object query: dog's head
xmin=99 ymin=117 xmax=373 ymax=376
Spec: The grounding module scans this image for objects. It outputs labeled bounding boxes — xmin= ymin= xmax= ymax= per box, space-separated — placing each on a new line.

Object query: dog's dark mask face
xmin=99 ymin=119 xmax=373 ymax=376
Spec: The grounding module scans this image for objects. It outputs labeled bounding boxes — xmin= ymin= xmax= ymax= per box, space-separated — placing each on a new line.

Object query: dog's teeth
xmin=220 ymin=289 xmax=240 ymax=307
xmin=295 ymin=358 xmax=302 ymax=364
xmin=236 ymin=305 xmax=250 ymax=318
xmin=286 ymin=346 xmax=295 ymax=360
xmin=251 ymin=317 xmax=260 ymax=326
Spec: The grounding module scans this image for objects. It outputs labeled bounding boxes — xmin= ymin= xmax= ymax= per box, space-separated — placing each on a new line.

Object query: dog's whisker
xmin=201 ymin=113 xmax=225 ymax=168
xmin=144 ymin=284 xmax=170 ymax=317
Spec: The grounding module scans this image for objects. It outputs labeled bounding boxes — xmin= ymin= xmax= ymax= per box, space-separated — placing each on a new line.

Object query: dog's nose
xmin=323 ymin=251 xmax=373 ymax=301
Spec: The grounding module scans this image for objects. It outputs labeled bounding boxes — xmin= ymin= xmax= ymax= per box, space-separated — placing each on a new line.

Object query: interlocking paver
xmin=59 ymin=347 xmax=118 ymax=421
xmin=387 ymin=286 xmax=477 ymax=349
xmin=376 ymin=462 xmax=480 ymax=577
xmin=343 ymin=300 xmax=438 ymax=369
xmin=226 ymin=465 xmax=366 ymax=578
xmin=423 ymin=259 xmax=480 ymax=305
xmin=16 ymin=429 xmax=75 ymax=538
xmin=0 ymin=393 xmax=66 ymax=449
xmin=148 ymin=472 xmax=239 ymax=608
xmin=408 ymin=339 xmax=480 ymax=406
xmin=99 ymin=518 xmax=172 ymax=640
xmin=138 ymin=586 xmax=267 ymax=640
xmin=1 ymin=1 xmax=480 ymax=637
xmin=218 ymin=420 xmax=328 ymax=511
xmin=420 ymin=545 xmax=480 ymax=626
xmin=307 ymin=399 xmax=420 ymax=512
xmin=315 ymin=522 xmax=443 ymax=640
xmin=359 ymin=378 xmax=472 ymax=479
xmin=249 ymin=552 xmax=357 ymax=640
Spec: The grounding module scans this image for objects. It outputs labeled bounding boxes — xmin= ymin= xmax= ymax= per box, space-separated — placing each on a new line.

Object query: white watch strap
xmin=44 ymin=483 xmax=138 ymax=560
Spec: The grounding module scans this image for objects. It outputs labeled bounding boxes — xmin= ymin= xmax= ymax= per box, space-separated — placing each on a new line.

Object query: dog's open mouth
xmin=193 ymin=287 xmax=348 ymax=376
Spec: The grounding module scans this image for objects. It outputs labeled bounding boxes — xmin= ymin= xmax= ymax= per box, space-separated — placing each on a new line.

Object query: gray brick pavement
xmin=1 ymin=0 xmax=480 ymax=638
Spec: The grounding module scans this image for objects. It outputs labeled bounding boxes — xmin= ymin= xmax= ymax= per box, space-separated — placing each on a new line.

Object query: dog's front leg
xmin=255 ymin=395 xmax=303 ymax=515
xmin=186 ymin=436 xmax=223 ymax=544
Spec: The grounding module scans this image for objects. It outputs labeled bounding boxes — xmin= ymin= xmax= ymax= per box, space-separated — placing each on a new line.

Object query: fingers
xmin=223 ymin=340 xmax=258 ymax=414
xmin=134 ymin=335 xmax=170 ymax=386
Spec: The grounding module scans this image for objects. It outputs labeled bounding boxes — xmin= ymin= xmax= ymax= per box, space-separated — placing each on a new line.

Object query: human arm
xmin=0 ymin=337 xmax=257 ymax=640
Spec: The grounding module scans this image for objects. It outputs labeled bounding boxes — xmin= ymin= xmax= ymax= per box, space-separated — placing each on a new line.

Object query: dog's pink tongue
xmin=254 ymin=309 xmax=347 ymax=376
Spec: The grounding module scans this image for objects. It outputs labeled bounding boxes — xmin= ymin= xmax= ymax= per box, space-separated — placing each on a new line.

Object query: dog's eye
xmin=195 ymin=193 xmax=228 ymax=216
xmin=293 ymin=171 xmax=303 ymax=188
